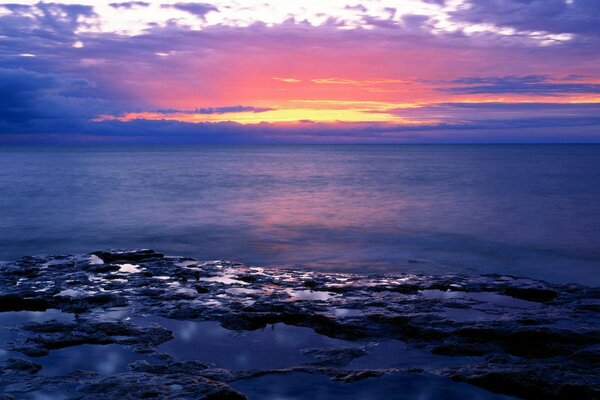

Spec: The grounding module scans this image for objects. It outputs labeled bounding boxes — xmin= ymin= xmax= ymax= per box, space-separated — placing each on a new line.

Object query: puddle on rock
xmin=199 ymin=275 xmax=249 ymax=285
xmin=226 ymin=287 xmax=261 ymax=295
xmin=38 ymin=343 xmax=153 ymax=376
xmin=441 ymin=308 xmax=498 ymax=322
xmin=419 ymin=290 xmax=539 ymax=309
xmin=330 ymin=308 xmax=363 ymax=318
xmin=0 ymin=310 xmax=74 ymax=326
xmin=144 ymin=316 xmax=357 ymax=370
xmin=286 ymin=289 xmax=334 ymax=301
xmin=116 ymin=263 xmax=142 ymax=273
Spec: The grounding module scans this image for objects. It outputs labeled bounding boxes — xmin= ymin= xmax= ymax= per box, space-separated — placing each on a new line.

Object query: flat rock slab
xmin=0 ymin=249 xmax=599 ymax=399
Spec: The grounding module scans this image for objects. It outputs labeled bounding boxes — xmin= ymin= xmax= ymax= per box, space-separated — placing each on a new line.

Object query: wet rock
xmin=130 ymin=360 xmax=210 ymax=375
xmin=237 ymin=275 xmax=258 ymax=283
xmin=91 ymin=249 xmax=164 ymax=263
xmin=220 ymin=313 xmax=278 ymax=331
xmin=6 ymin=370 xmax=98 ymax=393
xmin=448 ymin=360 xmax=600 ymax=400
xmin=57 ymin=293 xmax=128 ymax=313
xmin=86 ymin=264 xmax=121 ymax=273
xmin=12 ymin=320 xmax=173 ymax=357
xmin=503 ymin=287 xmax=558 ymax=303
xmin=9 ymin=266 xmax=39 ymax=278
xmin=303 ymin=279 xmax=318 ymax=288
xmin=0 ymin=358 xmax=42 ymax=375
xmin=302 ymin=346 xmax=369 ymax=367
xmin=195 ymin=285 xmax=210 ymax=294
xmin=333 ymin=370 xmax=385 ymax=382
xmin=130 ymin=360 xmax=239 ymax=383
xmin=78 ymin=372 xmax=247 ymax=400
xmin=0 ymin=294 xmax=47 ymax=312
xmin=1 ymin=249 xmax=599 ymax=399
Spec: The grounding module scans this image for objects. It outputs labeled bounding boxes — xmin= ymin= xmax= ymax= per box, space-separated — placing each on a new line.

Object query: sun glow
xmin=98 ymin=108 xmax=422 ymax=125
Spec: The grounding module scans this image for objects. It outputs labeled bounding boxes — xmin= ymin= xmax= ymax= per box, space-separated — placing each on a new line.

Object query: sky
xmin=1 ymin=0 xmax=600 ymax=143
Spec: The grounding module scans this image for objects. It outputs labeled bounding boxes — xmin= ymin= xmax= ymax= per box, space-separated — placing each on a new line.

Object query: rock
xmin=503 ymin=287 xmax=558 ymax=303
xmin=86 ymin=264 xmax=121 ymax=273
xmin=78 ymin=372 xmax=247 ymax=400
xmin=12 ymin=320 xmax=173 ymax=356
xmin=1 ymin=249 xmax=599 ymax=399
xmin=448 ymin=361 xmax=600 ymax=400
xmin=302 ymin=347 xmax=369 ymax=367
xmin=195 ymin=285 xmax=210 ymax=294
xmin=0 ymin=295 xmax=47 ymax=312
xmin=0 ymin=358 xmax=42 ymax=374
xmin=91 ymin=249 xmax=164 ymax=263
xmin=220 ymin=313 xmax=277 ymax=331
xmin=129 ymin=360 xmax=210 ymax=375
xmin=333 ymin=370 xmax=385 ymax=382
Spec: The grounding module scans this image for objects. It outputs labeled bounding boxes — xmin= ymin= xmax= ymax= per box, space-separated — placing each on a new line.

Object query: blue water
xmin=1 ymin=144 xmax=599 ymax=285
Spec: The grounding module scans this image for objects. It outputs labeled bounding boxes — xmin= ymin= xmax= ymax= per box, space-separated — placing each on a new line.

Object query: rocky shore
xmin=0 ymin=249 xmax=599 ymax=399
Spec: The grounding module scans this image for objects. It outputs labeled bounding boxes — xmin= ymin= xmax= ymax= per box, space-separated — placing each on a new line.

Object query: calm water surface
xmin=1 ymin=144 xmax=599 ymax=284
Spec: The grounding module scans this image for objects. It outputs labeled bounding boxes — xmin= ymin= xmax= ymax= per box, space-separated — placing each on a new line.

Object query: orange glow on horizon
xmin=96 ymin=108 xmax=425 ymax=125
xmin=96 ymin=94 xmax=600 ymax=126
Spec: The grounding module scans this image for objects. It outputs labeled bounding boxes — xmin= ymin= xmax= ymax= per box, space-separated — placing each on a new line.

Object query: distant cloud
xmin=450 ymin=0 xmax=600 ymax=39
xmin=161 ymin=2 xmax=218 ymax=18
xmin=440 ymin=75 xmax=600 ymax=95
xmin=3 ymin=116 xmax=599 ymax=144
xmin=273 ymin=78 xmax=301 ymax=84
xmin=109 ymin=2 xmax=150 ymax=9
xmin=0 ymin=68 xmax=97 ymax=123
xmin=152 ymin=106 xmax=273 ymax=114
xmin=0 ymin=2 xmax=97 ymax=35
xmin=387 ymin=101 xmax=600 ymax=125
xmin=311 ymin=78 xmax=407 ymax=85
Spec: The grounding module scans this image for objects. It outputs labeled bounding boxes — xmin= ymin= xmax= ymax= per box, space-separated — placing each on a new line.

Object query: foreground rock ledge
xmin=0 ymin=249 xmax=599 ymax=399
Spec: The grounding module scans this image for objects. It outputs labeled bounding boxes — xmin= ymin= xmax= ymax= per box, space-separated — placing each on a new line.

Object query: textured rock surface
xmin=0 ymin=249 xmax=599 ymax=399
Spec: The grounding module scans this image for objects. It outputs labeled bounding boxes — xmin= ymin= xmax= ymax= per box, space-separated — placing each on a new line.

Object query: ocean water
xmin=1 ymin=144 xmax=599 ymax=285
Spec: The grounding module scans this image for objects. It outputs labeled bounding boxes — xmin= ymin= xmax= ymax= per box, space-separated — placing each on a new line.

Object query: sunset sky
xmin=2 ymin=0 xmax=600 ymax=143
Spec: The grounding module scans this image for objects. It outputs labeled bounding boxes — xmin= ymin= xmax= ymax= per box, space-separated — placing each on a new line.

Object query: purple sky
xmin=1 ymin=0 xmax=600 ymax=143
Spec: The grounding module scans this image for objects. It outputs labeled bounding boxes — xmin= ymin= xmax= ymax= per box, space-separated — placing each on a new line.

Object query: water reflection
xmin=150 ymin=317 xmax=353 ymax=370
xmin=419 ymin=290 xmax=539 ymax=309
xmin=38 ymin=344 xmax=149 ymax=376
xmin=286 ymin=289 xmax=335 ymax=301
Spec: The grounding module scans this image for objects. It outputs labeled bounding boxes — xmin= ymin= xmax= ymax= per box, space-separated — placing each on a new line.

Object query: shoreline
xmin=1 ymin=249 xmax=599 ymax=399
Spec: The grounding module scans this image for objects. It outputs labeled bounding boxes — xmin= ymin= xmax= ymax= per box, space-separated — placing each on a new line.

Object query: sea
xmin=1 ymin=144 xmax=599 ymax=285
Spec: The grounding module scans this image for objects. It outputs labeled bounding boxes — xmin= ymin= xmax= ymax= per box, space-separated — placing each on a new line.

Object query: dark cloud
xmin=429 ymin=102 xmax=600 ymax=111
xmin=344 ymin=4 xmax=368 ymax=13
xmin=440 ymin=75 xmax=600 ymax=95
xmin=161 ymin=2 xmax=218 ymax=18
xmin=452 ymin=0 xmax=600 ymax=39
xmin=109 ymin=2 xmax=150 ymax=9
xmin=153 ymin=106 xmax=273 ymax=114
xmin=0 ymin=67 xmax=127 ymax=138
xmin=386 ymin=102 xmax=600 ymax=128
xmin=0 ymin=68 xmax=94 ymax=122
xmin=0 ymin=2 xmax=97 ymax=36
